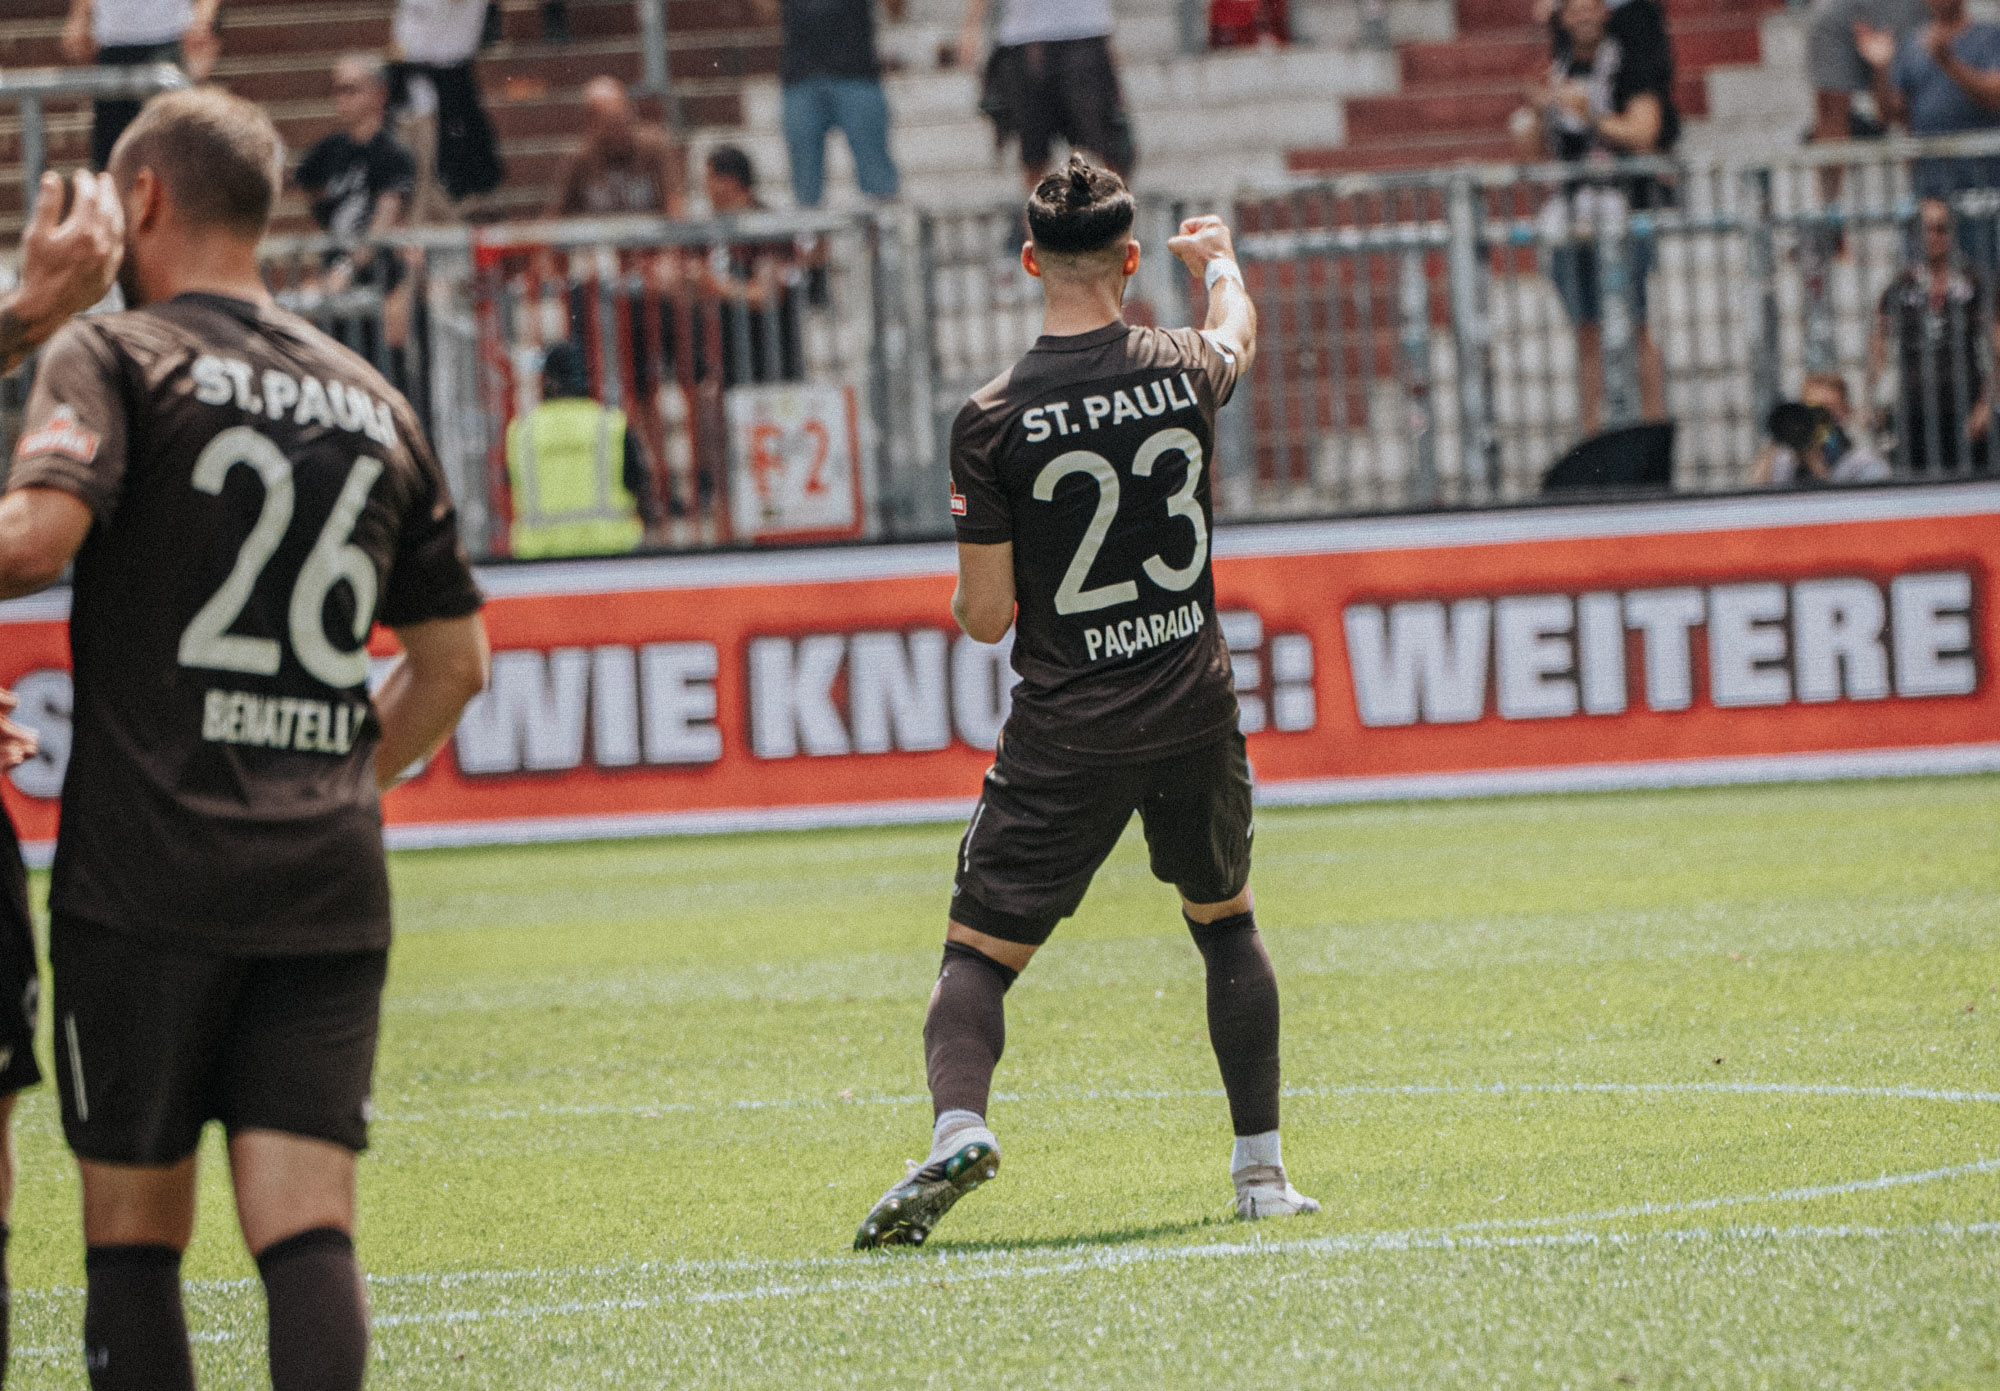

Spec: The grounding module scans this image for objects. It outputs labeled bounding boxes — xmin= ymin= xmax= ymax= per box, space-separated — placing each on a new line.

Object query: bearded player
xmin=0 ymin=88 xmax=488 ymax=1390
xmin=854 ymin=157 xmax=1316 ymax=1249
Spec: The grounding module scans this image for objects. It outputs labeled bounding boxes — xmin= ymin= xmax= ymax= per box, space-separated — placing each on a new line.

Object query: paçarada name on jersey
xmin=1084 ymin=599 xmax=1207 ymax=665
xmin=189 ymin=353 xmax=399 ymax=448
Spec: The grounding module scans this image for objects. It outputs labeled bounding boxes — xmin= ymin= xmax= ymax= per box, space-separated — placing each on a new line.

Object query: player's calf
xmin=1186 ymin=910 xmax=1318 ymax=1220
xmin=82 ymin=1244 xmax=195 ymax=1391
xmin=856 ymin=937 xmax=1020 ymax=1249
xmin=258 ymin=1227 xmax=367 ymax=1391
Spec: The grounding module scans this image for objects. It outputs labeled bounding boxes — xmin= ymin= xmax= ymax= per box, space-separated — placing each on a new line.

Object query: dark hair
xmin=110 ymin=87 xmax=280 ymax=238
xmin=1766 ymin=400 xmax=1822 ymax=455
xmin=706 ymin=145 xmax=755 ymax=191
xmin=1027 ymin=155 xmax=1134 ymax=256
xmin=541 ymin=341 xmax=591 ymax=397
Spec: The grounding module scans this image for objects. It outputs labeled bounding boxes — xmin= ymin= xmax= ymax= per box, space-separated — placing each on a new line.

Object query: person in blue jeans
xmin=1860 ymin=0 xmax=2000 ymax=263
xmin=753 ymin=0 xmax=904 ymax=206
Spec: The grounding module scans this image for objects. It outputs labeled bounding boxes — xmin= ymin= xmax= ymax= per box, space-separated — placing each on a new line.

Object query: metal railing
xmin=10 ymin=130 xmax=2000 ymax=560
xmin=1227 ymin=133 xmax=2000 ymax=515
xmin=259 ymin=206 xmax=933 ymax=556
xmin=1 ymin=63 xmax=191 ymax=217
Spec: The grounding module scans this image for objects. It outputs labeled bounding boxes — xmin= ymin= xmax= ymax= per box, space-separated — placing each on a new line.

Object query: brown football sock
xmin=83 ymin=1244 xmax=195 ymax=1391
xmin=924 ymin=941 xmax=1018 ymax=1119
xmin=1187 ymin=911 xmax=1282 ymax=1136
xmin=257 ymin=1227 xmax=368 ymax=1391
xmin=0 ymin=1222 xmax=10 ymax=1384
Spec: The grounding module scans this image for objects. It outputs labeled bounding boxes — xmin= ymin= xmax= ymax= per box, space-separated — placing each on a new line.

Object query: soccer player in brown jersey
xmin=0 ymin=164 xmax=126 ymax=1384
xmin=0 ymin=89 xmax=490 ymax=1391
xmin=854 ymin=156 xmax=1317 ymax=1249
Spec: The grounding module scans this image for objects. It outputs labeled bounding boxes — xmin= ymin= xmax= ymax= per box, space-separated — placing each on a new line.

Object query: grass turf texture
xmin=7 ymin=774 xmax=2000 ymax=1388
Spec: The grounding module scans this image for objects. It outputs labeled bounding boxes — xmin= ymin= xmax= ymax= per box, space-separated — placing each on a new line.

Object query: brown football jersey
xmin=950 ymin=321 xmax=1242 ymax=764
xmin=6 ymin=293 xmax=483 ymax=954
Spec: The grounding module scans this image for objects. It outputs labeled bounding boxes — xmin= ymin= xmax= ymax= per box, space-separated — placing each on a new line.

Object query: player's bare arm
xmin=373 ymin=614 xmax=492 ymax=789
xmin=957 ymin=0 xmax=992 ymax=69
xmin=952 ymin=541 xmax=1016 ymax=643
xmin=0 ymin=487 xmax=93 ymax=601
xmin=0 ymin=171 xmax=124 ymax=377
xmin=1168 ymin=214 xmax=1257 ymax=376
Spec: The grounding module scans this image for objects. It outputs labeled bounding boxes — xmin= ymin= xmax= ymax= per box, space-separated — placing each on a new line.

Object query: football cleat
xmin=1232 ymin=1163 xmax=1321 ymax=1220
xmin=853 ymin=1139 xmax=1000 ymax=1249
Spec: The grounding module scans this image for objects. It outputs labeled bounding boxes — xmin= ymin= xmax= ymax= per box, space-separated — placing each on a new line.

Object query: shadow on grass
xmin=896 ymin=1215 xmax=1231 ymax=1257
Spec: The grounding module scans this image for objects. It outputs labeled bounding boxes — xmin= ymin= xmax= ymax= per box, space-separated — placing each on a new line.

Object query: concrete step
xmin=1399 ymin=15 xmax=1761 ymax=83
xmin=1453 ymin=0 xmax=1781 ymax=34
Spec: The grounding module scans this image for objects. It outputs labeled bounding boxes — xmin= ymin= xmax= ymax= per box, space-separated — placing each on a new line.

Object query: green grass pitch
xmin=7 ymin=774 xmax=2000 ymax=1387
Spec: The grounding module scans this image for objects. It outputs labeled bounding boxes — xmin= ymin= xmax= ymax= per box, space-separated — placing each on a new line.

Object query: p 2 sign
xmin=726 ymin=383 xmax=863 ymax=543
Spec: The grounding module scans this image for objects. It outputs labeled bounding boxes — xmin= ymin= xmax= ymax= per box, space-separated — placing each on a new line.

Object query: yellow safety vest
xmin=504 ymin=398 xmax=644 ymax=559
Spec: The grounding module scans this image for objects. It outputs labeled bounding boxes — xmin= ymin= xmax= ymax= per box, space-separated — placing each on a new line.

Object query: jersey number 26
xmin=177 ymin=425 xmax=383 ymax=690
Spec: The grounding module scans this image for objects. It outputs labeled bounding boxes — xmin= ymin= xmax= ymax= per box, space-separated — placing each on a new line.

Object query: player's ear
xmin=126 ymin=167 xmax=163 ymax=235
xmin=1123 ymin=238 xmax=1141 ymax=278
xmin=1021 ymin=241 xmax=1042 ymax=280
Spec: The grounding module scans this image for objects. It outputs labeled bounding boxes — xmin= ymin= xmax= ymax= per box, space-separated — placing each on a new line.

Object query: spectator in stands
xmin=505 ymin=342 xmax=662 ymax=557
xmin=548 ymin=77 xmax=689 ymax=218
xmin=296 ymin=55 xmax=417 ymax=293
xmin=1511 ymin=0 xmax=1677 ymax=436
xmin=1872 ymin=196 xmax=1996 ymax=474
xmin=749 ymin=0 xmax=904 ymax=208
xmin=1858 ymin=0 xmax=2000 ymax=204
xmin=1750 ymin=377 xmax=1892 ymax=485
xmin=697 ymin=146 xmax=807 ymax=384
xmin=61 ymin=0 xmax=220 ymax=169
xmin=1809 ymin=0 xmax=1925 ymax=140
xmin=392 ymin=0 xmax=506 ymax=220
xmin=960 ymin=0 xmax=1136 ymax=186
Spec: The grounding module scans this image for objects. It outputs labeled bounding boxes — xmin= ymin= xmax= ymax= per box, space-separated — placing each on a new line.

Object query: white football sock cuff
xmin=931 ymin=1109 xmax=995 ymax=1162
xmin=1231 ymin=1129 xmax=1282 ymax=1175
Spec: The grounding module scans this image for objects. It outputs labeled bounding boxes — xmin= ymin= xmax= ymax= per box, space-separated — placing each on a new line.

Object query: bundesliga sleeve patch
xmin=950 ymin=482 xmax=968 ymax=517
xmin=15 ymin=405 xmax=100 ymax=465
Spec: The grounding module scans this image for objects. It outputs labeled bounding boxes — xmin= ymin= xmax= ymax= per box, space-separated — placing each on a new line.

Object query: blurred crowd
xmin=42 ymin=0 xmax=2000 ymax=551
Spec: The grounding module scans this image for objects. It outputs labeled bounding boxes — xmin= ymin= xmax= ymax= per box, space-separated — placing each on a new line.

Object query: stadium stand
xmin=1290 ymin=0 xmax=1789 ymax=174
xmin=0 ymin=0 xmax=763 ymax=238
xmin=0 ymin=0 xmax=1820 ymax=239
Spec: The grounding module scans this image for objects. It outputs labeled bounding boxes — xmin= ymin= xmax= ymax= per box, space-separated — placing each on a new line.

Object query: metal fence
xmin=258 ymin=207 xmax=933 ymax=555
xmin=9 ymin=132 xmax=2000 ymax=559
xmin=1230 ymin=133 xmax=2000 ymax=516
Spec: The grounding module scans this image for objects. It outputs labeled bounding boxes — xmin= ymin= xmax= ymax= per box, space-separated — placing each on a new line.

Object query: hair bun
xmin=1066 ymin=155 xmax=1093 ymax=205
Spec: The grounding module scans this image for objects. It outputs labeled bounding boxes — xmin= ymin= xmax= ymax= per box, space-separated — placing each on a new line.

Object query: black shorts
xmin=950 ymin=728 xmax=1253 ymax=946
xmin=0 ymin=811 xmax=43 ymax=1096
xmin=999 ymin=36 xmax=1135 ymax=175
xmin=51 ymin=917 xmax=387 ymax=1166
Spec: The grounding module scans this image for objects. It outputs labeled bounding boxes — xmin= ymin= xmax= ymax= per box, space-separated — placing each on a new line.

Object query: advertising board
xmin=4 ymin=484 xmax=1995 ymax=863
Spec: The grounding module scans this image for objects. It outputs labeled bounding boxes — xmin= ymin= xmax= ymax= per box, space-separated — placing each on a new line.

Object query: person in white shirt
xmin=391 ymin=0 xmax=505 ymax=220
xmin=61 ymin=0 xmax=220 ymax=168
xmin=960 ymin=0 xmax=1134 ymax=186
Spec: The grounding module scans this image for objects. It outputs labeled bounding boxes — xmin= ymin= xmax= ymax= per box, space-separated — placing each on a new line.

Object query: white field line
xmin=11 ymin=1080 xmax=1996 ymax=1357
xmin=16 ymin=1217 xmax=1997 ymax=1360
xmin=371 ymin=1078 xmax=2000 ymax=1125
xmin=372 ymin=1217 xmax=2000 ymax=1328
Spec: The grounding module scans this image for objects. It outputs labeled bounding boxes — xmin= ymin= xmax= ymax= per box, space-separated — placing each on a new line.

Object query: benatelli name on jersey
xmin=5 ymin=293 xmax=483 ymax=954
xmin=950 ymin=320 xmax=1243 ymax=765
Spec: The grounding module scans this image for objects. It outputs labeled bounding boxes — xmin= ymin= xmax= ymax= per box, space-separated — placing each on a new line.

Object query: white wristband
xmin=1204 ymin=258 xmax=1243 ymax=292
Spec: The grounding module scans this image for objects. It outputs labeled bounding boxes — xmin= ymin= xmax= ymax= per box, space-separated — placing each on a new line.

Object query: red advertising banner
xmin=4 ymin=484 xmax=1997 ymax=862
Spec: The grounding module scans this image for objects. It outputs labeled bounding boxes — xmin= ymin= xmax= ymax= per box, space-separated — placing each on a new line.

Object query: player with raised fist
xmin=854 ymin=157 xmax=1315 ymax=1250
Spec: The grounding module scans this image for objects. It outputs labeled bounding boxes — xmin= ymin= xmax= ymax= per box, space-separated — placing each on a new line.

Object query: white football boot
xmin=1232 ymin=1163 xmax=1321 ymax=1220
